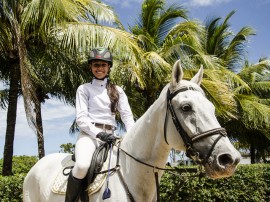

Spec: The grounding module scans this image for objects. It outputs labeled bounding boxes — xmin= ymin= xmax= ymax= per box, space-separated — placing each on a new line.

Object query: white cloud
xmin=183 ymin=0 xmax=232 ymax=7
xmin=102 ymin=0 xmax=233 ymax=9
xmin=103 ymin=0 xmax=143 ymax=8
xmin=41 ymin=99 xmax=75 ymax=121
xmin=0 ymin=98 xmax=75 ymax=138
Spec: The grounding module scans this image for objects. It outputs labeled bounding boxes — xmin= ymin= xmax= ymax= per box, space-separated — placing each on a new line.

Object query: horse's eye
xmin=181 ymin=104 xmax=192 ymax=112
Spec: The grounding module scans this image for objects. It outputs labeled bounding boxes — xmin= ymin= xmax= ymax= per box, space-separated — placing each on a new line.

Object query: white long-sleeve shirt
xmin=76 ymin=78 xmax=134 ymax=138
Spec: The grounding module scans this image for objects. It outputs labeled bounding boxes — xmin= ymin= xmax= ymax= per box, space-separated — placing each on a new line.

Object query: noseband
xmin=164 ymin=86 xmax=227 ymax=165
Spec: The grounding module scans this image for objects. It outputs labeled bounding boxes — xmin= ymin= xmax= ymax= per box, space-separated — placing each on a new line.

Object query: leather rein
xmin=97 ymin=142 xmax=198 ymax=202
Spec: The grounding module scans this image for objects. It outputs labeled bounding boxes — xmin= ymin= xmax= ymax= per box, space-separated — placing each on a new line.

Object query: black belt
xmin=92 ymin=122 xmax=114 ymax=130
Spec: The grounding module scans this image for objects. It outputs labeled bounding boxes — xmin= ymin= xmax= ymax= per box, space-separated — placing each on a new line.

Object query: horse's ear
xmin=191 ymin=65 xmax=203 ymax=85
xmin=171 ymin=60 xmax=183 ymax=87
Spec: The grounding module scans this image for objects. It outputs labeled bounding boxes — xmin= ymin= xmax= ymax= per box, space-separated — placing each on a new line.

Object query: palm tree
xmin=1 ymin=0 xmax=111 ymax=174
xmin=123 ymin=0 xmax=189 ymax=114
xmin=126 ymin=0 xmax=232 ymax=163
xmin=203 ymin=10 xmax=255 ymax=72
xmin=129 ymin=0 xmax=188 ymax=48
xmin=127 ymin=1 xmax=239 ymax=121
xmin=226 ymin=59 xmax=270 ymax=163
xmin=199 ymin=11 xmax=270 ymax=163
xmin=0 ymin=0 xmax=24 ymax=175
xmin=0 ymin=0 xmax=147 ymax=176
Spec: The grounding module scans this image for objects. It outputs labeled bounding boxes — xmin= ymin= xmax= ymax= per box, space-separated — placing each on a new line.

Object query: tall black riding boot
xmin=65 ymin=173 xmax=83 ymax=202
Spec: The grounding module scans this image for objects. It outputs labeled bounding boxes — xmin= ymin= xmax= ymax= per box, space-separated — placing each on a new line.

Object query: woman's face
xmin=90 ymin=60 xmax=110 ymax=79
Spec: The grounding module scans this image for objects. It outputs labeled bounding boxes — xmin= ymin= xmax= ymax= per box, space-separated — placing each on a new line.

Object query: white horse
xmin=23 ymin=60 xmax=241 ymax=202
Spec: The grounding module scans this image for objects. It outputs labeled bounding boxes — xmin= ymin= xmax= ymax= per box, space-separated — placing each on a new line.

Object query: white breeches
xmin=72 ymin=128 xmax=112 ymax=179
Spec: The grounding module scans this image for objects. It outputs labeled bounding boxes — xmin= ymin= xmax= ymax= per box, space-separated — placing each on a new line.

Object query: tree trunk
xmin=250 ymin=143 xmax=256 ymax=164
xmin=261 ymin=150 xmax=270 ymax=163
xmin=35 ymin=99 xmax=45 ymax=158
xmin=2 ymin=63 xmax=20 ymax=176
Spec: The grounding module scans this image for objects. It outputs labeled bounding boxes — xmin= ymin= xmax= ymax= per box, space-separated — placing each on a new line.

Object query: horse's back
xmin=23 ymin=153 xmax=70 ymax=202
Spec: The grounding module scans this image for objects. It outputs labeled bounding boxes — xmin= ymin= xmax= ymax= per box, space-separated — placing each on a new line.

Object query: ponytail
xmin=106 ymin=79 xmax=119 ymax=114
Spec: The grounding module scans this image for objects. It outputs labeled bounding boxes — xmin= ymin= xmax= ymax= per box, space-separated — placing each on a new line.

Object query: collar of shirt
xmin=91 ymin=78 xmax=108 ymax=87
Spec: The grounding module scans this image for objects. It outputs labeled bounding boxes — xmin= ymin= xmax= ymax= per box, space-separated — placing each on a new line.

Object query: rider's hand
xmin=96 ymin=132 xmax=116 ymax=144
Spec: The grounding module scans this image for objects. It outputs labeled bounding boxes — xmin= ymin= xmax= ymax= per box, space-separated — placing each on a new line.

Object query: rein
xmin=96 ymin=142 xmax=199 ymax=202
xmin=164 ymin=86 xmax=227 ymax=165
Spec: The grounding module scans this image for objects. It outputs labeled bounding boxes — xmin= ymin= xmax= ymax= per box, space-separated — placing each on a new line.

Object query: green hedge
xmin=0 ymin=156 xmax=37 ymax=202
xmin=0 ymin=156 xmax=269 ymax=201
xmin=160 ymin=164 xmax=270 ymax=202
xmin=0 ymin=174 xmax=25 ymax=202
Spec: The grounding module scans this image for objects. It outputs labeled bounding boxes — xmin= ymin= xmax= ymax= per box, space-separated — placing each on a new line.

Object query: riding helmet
xmin=88 ymin=47 xmax=113 ymax=66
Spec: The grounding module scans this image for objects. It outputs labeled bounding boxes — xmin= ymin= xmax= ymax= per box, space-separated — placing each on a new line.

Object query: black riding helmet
xmin=88 ymin=47 xmax=113 ymax=66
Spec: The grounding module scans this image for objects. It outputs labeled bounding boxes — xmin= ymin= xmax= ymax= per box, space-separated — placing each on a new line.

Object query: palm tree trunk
xmin=35 ymin=99 xmax=45 ymax=158
xmin=250 ymin=143 xmax=255 ymax=164
xmin=2 ymin=63 xmax=20 ymax=176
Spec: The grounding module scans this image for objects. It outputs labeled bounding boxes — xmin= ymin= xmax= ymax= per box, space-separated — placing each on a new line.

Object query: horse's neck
xmin=118 ymin=94 xmax=170 ymax=200
xmin=121 ymin=93 xmax=170 ymax=168
xmin=121 ymin=100 xmax=169 ymax=166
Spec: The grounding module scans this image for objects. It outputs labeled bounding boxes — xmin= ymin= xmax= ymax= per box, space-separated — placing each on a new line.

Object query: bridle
xmin=164 ymin=86 xmax=227 ymax=165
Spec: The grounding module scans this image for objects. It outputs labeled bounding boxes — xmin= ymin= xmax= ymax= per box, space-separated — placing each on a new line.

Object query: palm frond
xmin=202 ymin=79 xmax=237 ymax=119
xmin=224 ymin=26 xmax=256 ymax=68
xmin=252 ymin=82 xmax=270 ymax=98
xmin=0 ymin=88 xmax=9 ymax=109
xmin=155 ymin=3 xmax=188 ymax=42
xmin=53 ymin=23 xmax=144 ymax=68
xmin=22 ymin=0 xmax=122 ymax=39
xmin=236 ymin=94 xmax=270 ymax=131
xmin=141 ymin=0 xmax=164 ymax=34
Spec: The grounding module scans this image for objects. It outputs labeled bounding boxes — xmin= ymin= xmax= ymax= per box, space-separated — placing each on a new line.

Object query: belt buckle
xmin=106 ymin=124 xmax=112 ymax=130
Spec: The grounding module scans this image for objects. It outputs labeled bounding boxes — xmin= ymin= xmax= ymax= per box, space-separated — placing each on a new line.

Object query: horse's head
xmin=165 ymin=60 xmax=241 ymax=179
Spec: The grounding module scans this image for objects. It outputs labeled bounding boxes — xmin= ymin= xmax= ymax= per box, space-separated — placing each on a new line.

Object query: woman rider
xmin=65 ymin=47 xmax=134 ymax=202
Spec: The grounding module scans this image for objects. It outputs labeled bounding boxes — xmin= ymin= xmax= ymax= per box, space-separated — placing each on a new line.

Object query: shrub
xmin=0 ymin=156 xmax=38 ymax=175
xmin=0 ymin=156 xmax=37 ymax=202
xmin=160 ymin=164 xmax=270 ymax=202
xmin=0 ymin=174 xmax=25 ymax=202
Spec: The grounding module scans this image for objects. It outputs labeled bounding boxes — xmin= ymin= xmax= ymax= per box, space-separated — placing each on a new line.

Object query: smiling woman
xmin=91 ymin=61 xmax=110 ymax=79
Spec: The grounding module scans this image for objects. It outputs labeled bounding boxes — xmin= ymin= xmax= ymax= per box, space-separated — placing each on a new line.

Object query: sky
xmin=1 ymin=0 xmax=270 ymax=159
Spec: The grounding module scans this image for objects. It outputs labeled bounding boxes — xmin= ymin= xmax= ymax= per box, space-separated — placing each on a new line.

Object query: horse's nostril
xmin=218 ymin=154 xmax=234 ymax=166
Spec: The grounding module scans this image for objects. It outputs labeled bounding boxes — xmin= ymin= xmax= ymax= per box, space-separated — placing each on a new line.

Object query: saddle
xmin=71 ymin=142 xmax=110 ymax=201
